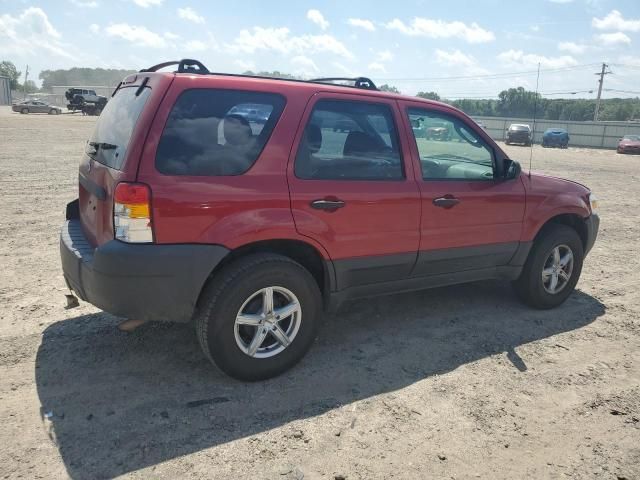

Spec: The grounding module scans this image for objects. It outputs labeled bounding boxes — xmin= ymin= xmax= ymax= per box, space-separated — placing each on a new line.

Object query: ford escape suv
xmin=60 ymin=59 xmax=599 ymax=381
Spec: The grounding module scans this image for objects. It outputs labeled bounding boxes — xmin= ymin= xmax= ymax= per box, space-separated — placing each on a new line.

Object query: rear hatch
xmin=78 ymin=73 xmax=173 ymax=246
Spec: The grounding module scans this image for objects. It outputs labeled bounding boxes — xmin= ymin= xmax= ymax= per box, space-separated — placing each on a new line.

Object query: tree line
xmin=2 ymin=61 xmax=638 ymax=121
xmin=415 ymin=87 xmax=640 ymax=122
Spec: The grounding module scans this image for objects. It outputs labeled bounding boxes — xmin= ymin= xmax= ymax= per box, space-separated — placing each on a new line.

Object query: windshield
xmin=87 ymin=86 xmax=150 ymax=170
xmin=510 ymin=125 xmax=530 ymax=131
xmin=623 ymin=135 xmax=640 ymax=141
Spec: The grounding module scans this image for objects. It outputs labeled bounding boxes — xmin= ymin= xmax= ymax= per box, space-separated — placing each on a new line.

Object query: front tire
xmin=195 ymin=254 xmax=322 ymax=381
xmin=514 ymin=224 xmax=584 ymax=309
xmin=21 ymin=108 xmax=28 ymax=114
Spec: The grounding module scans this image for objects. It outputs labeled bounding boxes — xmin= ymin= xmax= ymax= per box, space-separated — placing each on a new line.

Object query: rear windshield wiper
xmin=88 ymin=141 xmax=118 ymax=150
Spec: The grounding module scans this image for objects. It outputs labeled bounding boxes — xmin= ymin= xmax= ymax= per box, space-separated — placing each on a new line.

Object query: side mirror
xmin=504 ymin=159 xmax=521 ymax=180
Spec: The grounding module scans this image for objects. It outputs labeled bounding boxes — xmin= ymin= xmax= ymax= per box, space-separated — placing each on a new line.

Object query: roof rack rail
xmin=140 ymin=59 xmax=210 ymax=74
xmin=310 ymin=77 xmax=378 ymax=91
xmin=138 ymin=59 xmax=379 ymax=91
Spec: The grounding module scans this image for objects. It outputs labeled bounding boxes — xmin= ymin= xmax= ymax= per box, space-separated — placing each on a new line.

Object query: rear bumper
xmin=584 ymin=213 xmax=599 ymax=256
xmin=506 ymin=134 xmax=530 ymax=143
xmin=60 ymin=215 xmax=229 ymax=322
xmin=543 ymin=137 xmax=568 ymax=145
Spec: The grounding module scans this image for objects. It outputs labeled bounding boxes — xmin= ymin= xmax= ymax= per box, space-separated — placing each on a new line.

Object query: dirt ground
xmin=0 ymin=105 xmax=638 ymax=480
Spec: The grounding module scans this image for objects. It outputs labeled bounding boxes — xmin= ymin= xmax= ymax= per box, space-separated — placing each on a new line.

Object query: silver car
xmin=12 ymin=100 xmax=62 ymax=115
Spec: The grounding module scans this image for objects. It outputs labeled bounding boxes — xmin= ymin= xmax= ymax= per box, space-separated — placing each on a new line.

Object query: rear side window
xmin=295 ymin=100 xmax=403 ymax=180
xmin=87 ymin=86 xmax=151 ymax=170
xmin=156 ymin=89 xmax=286 ymax=176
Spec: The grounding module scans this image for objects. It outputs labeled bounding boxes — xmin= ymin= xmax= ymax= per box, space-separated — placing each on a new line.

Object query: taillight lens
xmin=114 ymin=182 xmax=153 ymax=243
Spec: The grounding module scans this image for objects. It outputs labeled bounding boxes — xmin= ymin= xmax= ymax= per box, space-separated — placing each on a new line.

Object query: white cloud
xmin=307 ymin=9 xmax=329 ymax=30
xmin=163 ymin=31 xmax=180 ymax=40
xmin=348 ymin=18 xmax=375 ymax=31
xmin=368 ymin=62 xmax=386 ymax=73
xmin=71 ymin=0 xmax=99 ymax=7
xmin=234 ymin=59 xmax=255 ymax=71
xmin=595 ymin=32 xmax=631 ymax=46
xmin=183 ymin=33 xmax=217 ymax=52
xmin=332 ymin=62 xmax=356 ymax=76
xmin=129 ymin=0 xmax=163 ymax=7
xmin=227 ymin=27 xmax=353 ymax=59
xmin=435 ymin=49 xmax=476 ymax=67
xmin=497 ymin=49 xmax=578 ymax=68
xmin=184 ymin=40 xmax=206 ymax=51
xmin=386 ymin=17 xmax=494 ymax=43
xmin=0 ymin=7 xmax=74 ymax=59
xmin=178 ymin=7 xmax=204 ymax=25
xmin=558 ymin=41 xmax=587 ymax=54
xmin=291 ymin=55 xmax=319 ymax=76
xmin=89 ymin=23 xmax=100 ymax=34
xmin=617 ymin=55 xmax=640 ymax=67
xmin=548 ymin=0 xmax=574 ymax=3
xmin=592 ymin=10 xmax=640 ymax=32
xmin=377 ymin=49 xmax=393 ymax=62
xmin=105 ymin=23 xmax=167 ymax=47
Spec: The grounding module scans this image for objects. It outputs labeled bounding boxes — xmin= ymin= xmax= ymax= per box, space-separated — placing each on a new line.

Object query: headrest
xmin=343 ymin=131 xmax=376 ymax=157
xmin=305 ymin=124 xmax=322 ymax=153
xmin=223 ymin=114 xmax=252 ymax=146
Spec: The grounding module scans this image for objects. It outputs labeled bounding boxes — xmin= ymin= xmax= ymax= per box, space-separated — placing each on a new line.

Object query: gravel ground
xmin=0 ymin=106 xmax=638 ymax=480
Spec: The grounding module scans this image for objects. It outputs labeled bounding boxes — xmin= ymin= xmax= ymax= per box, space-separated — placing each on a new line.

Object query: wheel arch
xmin=533 ymin=213 xmax=588 ymax=251
xmin=196 ymin=239 xmax=334 ymax=312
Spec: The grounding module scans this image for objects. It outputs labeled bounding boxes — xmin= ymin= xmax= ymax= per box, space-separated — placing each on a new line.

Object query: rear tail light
xmin=114 ymin=182 xmax=153 ymax=243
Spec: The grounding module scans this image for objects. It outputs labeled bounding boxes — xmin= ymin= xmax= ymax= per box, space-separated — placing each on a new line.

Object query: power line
xmin=374 ymin=62 xmax=601 ymax=83
xmin=604 ymin=88 xmax=640 ymax=95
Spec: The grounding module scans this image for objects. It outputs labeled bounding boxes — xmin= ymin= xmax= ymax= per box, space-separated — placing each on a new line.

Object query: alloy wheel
xmin=542 ymin=244 xmax=574 ymax=294
xmin=234 ymin=286 xmax=302 ymax=359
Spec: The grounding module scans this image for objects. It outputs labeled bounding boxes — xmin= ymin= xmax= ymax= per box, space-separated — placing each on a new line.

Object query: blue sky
xmin=1 ymin=0 xmax=639 ymax=98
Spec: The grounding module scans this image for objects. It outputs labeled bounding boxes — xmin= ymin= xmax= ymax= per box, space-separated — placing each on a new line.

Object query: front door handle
xmin=311 ymin=199 xmax=346 ymax=211
xmin=433 ymin=196 xmax=460 ymax=209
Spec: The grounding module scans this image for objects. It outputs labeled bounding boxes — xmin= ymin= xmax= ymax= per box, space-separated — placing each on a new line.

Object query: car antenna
xmin=528 ymin=62 xmax=541 ymax=178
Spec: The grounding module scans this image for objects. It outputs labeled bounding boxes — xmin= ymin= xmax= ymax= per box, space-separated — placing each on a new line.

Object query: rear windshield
xmin=86 ymin=86 xmax=151 ymax=170
xmin=510 ymin=125 xmax=530 ymax=131
xmin=155 ymin=89 xmax=286 ymax=176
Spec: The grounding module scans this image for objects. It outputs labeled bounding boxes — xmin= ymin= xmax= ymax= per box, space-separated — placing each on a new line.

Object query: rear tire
xmin=514 ymin=224 xmax=584 ymax=309
xmin=195 ymin=253 xmax=322 ymax=381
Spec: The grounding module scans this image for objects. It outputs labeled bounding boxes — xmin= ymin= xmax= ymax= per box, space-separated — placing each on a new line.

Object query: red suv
xmin=60 ymin=59 xmax=599 ymax=381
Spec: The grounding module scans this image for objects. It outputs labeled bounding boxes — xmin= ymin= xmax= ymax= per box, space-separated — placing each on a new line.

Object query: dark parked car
xmin=617 ymin=135 xmax=640 ymax=154
xmin=60 ymin=59 xmax=599 ymax=380
xmin=12 ymin=100 xmax=61 ymax=115
xmin=542 ymin=128 xmax=569 ymax=148
xmin=505 ymin=124 xmax=532 ymax=146
xmin=229 ymin=104 xmax=271 ymax=124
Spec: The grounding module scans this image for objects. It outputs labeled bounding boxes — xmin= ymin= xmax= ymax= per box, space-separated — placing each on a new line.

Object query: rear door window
xmin=156 ymin=89 xmax=286 ymax=176
xmin=86 ymin=86 xmax=151 ymax=170
xmin=295 ymin=100 xmax=403 ymax=180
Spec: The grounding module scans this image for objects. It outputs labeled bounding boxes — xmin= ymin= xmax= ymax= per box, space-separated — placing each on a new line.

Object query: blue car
xmin=542 ymin=128 xmax=569 ymax=148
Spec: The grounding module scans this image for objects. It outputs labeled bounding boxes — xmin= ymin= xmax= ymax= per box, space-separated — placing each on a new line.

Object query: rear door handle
xmin=433 ymin=196 xmax=460 ymax=209
xmin=311 ymin=199 xmax=346 ymax=211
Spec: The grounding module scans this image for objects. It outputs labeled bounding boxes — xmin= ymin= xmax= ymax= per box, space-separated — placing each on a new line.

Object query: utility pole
xmin=593 ymin=62 xmax=611 ymax=121
xmin=23 ymin=65 xmax=29 ymax=100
